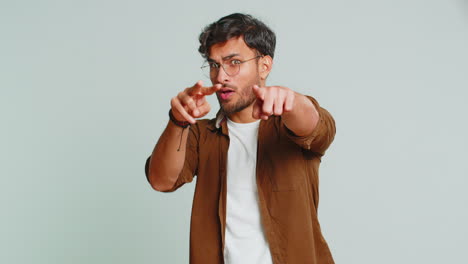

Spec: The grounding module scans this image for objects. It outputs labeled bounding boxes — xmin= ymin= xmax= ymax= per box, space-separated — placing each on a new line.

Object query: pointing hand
xmin=170 ymin=81 xmax=222 ymax=124
xmin=252 ymin=85 xmax=295 ymax=120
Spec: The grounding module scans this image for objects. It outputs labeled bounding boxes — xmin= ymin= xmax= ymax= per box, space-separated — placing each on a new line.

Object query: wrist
xmin=169 ymin=109 xmax=191 ymax=128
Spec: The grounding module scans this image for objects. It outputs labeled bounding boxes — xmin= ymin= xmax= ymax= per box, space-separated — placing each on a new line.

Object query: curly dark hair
xmin=198 ymin=13 xmax=276 ymax=59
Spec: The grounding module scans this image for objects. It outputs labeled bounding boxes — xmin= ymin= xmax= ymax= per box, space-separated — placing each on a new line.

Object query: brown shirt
xmin=145 ymin=96 xmax=336 ymax=264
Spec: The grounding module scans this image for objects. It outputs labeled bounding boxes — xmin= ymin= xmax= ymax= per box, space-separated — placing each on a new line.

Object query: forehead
xmin=208 ymin=36 xmax=256 ymax=60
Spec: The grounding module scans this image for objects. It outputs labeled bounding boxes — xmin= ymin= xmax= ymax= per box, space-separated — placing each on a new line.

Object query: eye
xmin=230 ymin=59 xmax=242 ymax=65
xmin=209 ymin=62 xmax=220 ymax=69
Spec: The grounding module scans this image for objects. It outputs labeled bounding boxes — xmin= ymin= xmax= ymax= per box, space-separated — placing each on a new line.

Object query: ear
xmin=258 ymin=55 xmax=273 ymax=80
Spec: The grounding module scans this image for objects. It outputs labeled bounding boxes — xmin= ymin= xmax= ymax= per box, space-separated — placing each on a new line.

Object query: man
xmin=145 ymin=13 xmax=336 ymax=264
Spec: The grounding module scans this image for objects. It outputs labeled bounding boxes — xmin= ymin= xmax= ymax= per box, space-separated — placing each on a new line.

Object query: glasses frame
xmin=201 ymin=55 xmax=264 ymax=78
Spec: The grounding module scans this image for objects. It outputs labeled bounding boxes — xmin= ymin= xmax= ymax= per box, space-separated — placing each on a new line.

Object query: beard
xmin=216 ymin=78 xmax=260 ymax=116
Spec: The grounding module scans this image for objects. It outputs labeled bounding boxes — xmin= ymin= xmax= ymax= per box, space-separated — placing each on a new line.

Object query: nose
xmin=214 ymin=65 xmax=230 ymax=84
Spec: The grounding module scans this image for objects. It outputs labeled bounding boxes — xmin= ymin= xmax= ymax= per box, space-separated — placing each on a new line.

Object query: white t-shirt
xmin=224 ymin=118 xmax=273 ymax=264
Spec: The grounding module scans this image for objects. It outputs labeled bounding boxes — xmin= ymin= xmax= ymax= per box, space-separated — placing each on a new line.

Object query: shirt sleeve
xmin=280 ymin=95 xmax=336 ymax=156
xmin=145 ymin=123 xmax=199 ymax=192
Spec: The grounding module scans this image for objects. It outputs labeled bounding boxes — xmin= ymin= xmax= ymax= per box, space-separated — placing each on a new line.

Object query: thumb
xmin=252 ymin=98 xmax=262 ymax=119
xmin=252 ymin=85 xmax=265 ymax=100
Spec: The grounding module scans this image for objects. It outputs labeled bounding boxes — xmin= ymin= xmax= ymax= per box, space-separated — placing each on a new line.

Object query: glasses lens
xmin=225 ymin=64 xmax=240 ymax=76
xmin=201 ymin=61 xmax=241 ymax=78
xmin=201 ymin=62 xmax=212 ymax=79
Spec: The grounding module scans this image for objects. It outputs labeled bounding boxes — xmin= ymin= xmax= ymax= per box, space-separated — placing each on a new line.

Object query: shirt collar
xmin=207 ymin=109 xmax=227 ymax=133
xmin=215 ymin=111 xmax=226 ymax=129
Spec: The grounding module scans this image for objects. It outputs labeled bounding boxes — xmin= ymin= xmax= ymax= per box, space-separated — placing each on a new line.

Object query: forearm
xmin=147 ymin=121 xmax=189 ymax=191
xmin=282 ymin=93 xmax=319 ymax=136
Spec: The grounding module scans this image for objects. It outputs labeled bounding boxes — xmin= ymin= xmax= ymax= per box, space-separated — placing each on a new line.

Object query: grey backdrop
xmin=1 ymin=0 xmax=467 ymax=263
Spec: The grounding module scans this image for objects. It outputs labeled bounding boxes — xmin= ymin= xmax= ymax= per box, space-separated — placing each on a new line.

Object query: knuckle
xmin=274 ymin=106 xmax=283 ymax=115
xmin=182 ymin=96 xmax=191 ymax=104
xmin=177 ymin=92 xmax=186 ymax=100
xmin=187 ymin=100 xmax=196 ymax=108
xmin=275 ymin=88 xmax=281 ymax=96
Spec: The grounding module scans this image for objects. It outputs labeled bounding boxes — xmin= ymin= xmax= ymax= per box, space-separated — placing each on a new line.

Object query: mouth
xmin=218 ymin=88 xmax=235 ymax=100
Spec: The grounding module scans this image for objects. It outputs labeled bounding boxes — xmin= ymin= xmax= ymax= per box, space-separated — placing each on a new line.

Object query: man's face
xmin=208 ymin=36 xmax=261 ymax=116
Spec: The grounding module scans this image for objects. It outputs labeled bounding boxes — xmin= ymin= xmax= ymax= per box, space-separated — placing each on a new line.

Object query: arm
xmin=252 ymin=85 xmax=319 ymax=136
xmin=147 ymin=121 xmax=190 ymax=191
xmin=147 ymin=81 xmax=221 ymax=192
xmin=252 ymin=85 xmax=335 ymax=154
xmin=281 ymin=92 xmax=319 ymax=137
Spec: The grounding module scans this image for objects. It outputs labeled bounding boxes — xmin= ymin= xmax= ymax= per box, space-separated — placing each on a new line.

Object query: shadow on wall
xmin=458 ymin=0 xmax=468 ymax=21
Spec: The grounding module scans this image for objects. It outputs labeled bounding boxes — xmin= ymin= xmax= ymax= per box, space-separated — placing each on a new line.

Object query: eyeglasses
xmin=201 ymin=55 xmax=263 ymax=78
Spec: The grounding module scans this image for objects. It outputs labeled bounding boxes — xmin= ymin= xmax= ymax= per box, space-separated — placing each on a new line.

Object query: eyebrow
xmin=207 ymin=53 xmax=241 ymax=63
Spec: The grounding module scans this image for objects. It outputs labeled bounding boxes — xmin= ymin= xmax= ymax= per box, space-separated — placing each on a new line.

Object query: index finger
xmin=186 ymin=80 xmax=204 ymax=95
xmin=198 ymin=83 xmax=222 ymax=96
